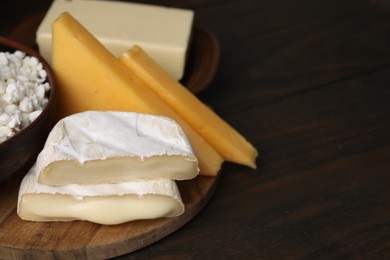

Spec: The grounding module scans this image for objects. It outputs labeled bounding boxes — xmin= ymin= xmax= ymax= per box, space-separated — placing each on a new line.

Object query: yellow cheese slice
xmin=119 ymin=46 xmax=258 ymax=168
xmin=36 ymin=0 xmax=194 ymax=80
xmin=51 ymin=12 xmax=223 ymax=176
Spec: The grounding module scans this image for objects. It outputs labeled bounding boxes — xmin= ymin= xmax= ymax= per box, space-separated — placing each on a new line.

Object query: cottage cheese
xmin=0 ymin=51 xmax=50 ymax=143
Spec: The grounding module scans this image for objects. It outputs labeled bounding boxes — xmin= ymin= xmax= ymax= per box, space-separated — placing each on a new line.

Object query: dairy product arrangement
xmin=50 ymin=12 xmax=224 ymax=176
xmin=15 ymin=0 xmax=258 ymax=226
xmin=17 ymin=112 xmax=188 ymax=225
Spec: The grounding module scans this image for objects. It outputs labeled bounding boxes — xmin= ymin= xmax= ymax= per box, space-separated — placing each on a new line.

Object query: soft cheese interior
xmin=36 ymin=111 xmax=199 ymax=185
xmin=18 ymin=165 xmax=184 ymax=225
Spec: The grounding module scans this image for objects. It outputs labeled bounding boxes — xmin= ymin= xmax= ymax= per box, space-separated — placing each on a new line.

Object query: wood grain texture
xmin=1 ymin=0 xmax=390 ymax=259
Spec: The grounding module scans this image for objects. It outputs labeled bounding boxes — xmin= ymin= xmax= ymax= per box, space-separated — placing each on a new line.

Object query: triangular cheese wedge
xmin=120 ymin=46 xmax=258 ymax=168
xmin=51 ymin=12 xmax=223 ymax=176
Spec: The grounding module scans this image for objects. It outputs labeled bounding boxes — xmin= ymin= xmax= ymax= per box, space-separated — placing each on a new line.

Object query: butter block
xmin=36 ymin=0 xmax=193 ymax=79
xmin=120 ymin=46 xmax=258 ymax=169
xmin=51 ymin=12 xmax=223 ymax=176
xmin=17 ymin=165 xmax=184 ymax=225
xmin=36 ymin=111 xmax=199 ymax=185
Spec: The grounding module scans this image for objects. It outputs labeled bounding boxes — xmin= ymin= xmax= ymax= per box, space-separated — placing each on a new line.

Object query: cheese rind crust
xmin=36 ymin=111 xmax=199 ymax=185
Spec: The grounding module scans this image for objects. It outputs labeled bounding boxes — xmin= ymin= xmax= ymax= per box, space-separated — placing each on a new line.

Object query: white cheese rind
xmin=36 ymin=0 xmax=194 ymax=80
xmin=17 ymin=165 xmax=184 ymax=225
xmin=36 ymin=111 xmax=199 ymax=185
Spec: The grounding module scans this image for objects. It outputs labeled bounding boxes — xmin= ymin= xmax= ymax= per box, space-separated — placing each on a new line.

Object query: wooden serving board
xmin=0 ymin=14 xmax=221 ymax=259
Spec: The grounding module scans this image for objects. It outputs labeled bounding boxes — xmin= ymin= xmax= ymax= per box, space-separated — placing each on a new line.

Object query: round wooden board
xmin=0 ymin=13 xmax=222 ymax=259
xmin=0 ymin=168 xmax=221 ymax=259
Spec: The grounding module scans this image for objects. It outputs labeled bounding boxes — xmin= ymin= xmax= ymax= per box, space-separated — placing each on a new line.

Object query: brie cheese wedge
xmin=36 ymin=111 xmax=199 ymax=185
xmin=17 ymin=165 xmax=184 ymax=225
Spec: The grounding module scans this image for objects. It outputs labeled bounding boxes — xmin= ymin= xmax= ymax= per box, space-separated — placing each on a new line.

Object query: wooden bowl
xmin=0 ymin=37 xmax=56 ymax=184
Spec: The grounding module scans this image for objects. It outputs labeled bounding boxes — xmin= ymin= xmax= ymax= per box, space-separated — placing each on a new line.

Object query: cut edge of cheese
xmin=119 ymin=46 xmax=258 ymax=169
xmin=51 ymin=12 xmax=224 ymax=176
xmin=38 ymin=155 xmax=198 ymax=185
xmin=36 ymin=111 xmax=199 ymax=185
xmin=18 ymin=165 xmax=184 ymax=225
xmin=38 ymin=156 xmax=198 ymax=186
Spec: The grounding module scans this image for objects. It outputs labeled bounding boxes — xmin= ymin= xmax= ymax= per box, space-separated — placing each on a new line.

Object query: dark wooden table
xmin=1 ymin=0 xmax=389 ymax=259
